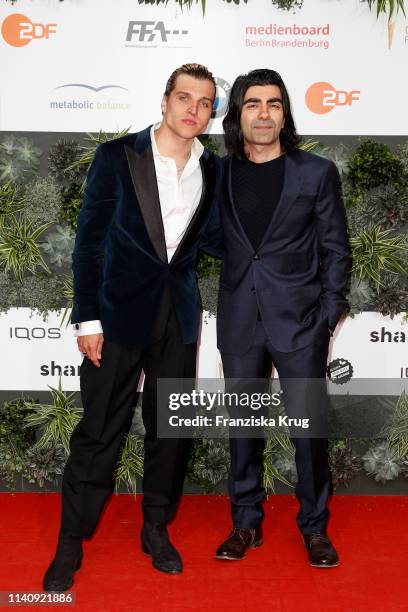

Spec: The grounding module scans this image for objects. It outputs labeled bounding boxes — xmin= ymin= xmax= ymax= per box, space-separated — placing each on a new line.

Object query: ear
xmin=161 ymin=94 xmax=168 ymax=115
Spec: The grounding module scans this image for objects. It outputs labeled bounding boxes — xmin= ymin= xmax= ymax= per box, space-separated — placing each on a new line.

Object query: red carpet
xmin=1 ymin=493 xmax=407 ymax=611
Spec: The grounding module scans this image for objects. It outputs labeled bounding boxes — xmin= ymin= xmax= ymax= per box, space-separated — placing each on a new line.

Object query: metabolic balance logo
xmin=125 ymin=20 xmax=191 ymax=48
xmin=305 ymin=82 xmax=360 ymax=114
xmin=50 ymin=83 xmax=131 ymax=112
xmin=1 ymin=13 xmax=57 ymax=47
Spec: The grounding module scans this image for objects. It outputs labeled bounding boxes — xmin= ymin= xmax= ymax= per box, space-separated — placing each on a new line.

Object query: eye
xmin=200 ymin=101 xmax=210 ymax=108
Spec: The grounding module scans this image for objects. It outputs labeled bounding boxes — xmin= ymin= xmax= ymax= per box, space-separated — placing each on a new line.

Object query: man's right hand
xmin=77 ymin=333 xmax=104 ymax=368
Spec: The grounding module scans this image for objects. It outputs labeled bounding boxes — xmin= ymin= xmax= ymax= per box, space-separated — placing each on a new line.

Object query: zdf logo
xmin=1 ymin=13 xmax=57 ymax=47
xmin=305 ymin=82 xmax=360 ymax=114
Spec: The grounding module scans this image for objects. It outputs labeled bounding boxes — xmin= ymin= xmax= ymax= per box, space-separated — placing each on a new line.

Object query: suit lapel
xmin=257 ymin=151 xmax=303 ymax=249
xmin=171 ymin=152 xmax=215 ymax=263
xmin=125 ymin=143 xmax=168 ymax=264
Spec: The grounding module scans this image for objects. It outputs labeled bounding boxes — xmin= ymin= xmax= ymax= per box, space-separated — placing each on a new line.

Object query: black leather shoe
xmin=215 ymin=526 xmax=263 ymax=561
xmin=141 ymin=523 xmax=182 ymax=574
xmin=303 ymin=532 xmax=340 ymax=568
xmin=43 ymin=535 xmax=83 ymax=592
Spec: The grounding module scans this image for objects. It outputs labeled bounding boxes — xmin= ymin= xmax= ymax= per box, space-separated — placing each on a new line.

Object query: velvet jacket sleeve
xmin=315 ymin=160 xmax=351 ymax=331
xmin=71 ymin=144 xmax=117 ymax=324
xmin=198 ymin=156 xmax=224 ymax=259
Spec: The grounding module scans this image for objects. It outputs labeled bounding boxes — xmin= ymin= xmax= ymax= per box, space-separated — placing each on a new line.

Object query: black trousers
xmin=61 ymin=304 xmax=196 ymax=538
xmin=221 ymin=319 xmax=332 ymax=535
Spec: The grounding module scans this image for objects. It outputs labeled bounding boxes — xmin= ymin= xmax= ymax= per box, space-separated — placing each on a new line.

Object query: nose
xmin=258 ymin=105 xmax=270 ymax=119
xmin=187 ymin=101 xmax=198 ymax=116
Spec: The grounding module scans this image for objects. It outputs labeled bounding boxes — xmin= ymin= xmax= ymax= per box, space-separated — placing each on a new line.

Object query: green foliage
xmin=18 ymin=274 xmax=66 ymax=318
xmin=350 ymin=225 xmax=407 ymax=289
xmin=359 ymin=184 xmax=408 ymax=231
xmin=48 ymin=139 xmax=86 ymax=186
xmin=271 ymin=0 xmax=303 ymax=12
xmin=263 ymin=435 xmax=295 ymax=493
xmin=115 ymin=433 xmax=144 ymax=495
xmin=299 ymin=138 xmax=320 ymax=153
xmin=381 ymin=391 xmax=408 ymax=459
xmin=397 ymin=141 xmax=408 ymax=175
xmin=60 ymin=184 xmax=83 ymax=231
xmin=0 ymin=271 xmax=19 ymax=313
xmin=0 ymin=397 xmax=37 ymax=449
xmin=0 ymin=136 xmax=42 ymax=184
xmin=198 ymin=135 xmax=220 ymax=155
xmin=362 ymin=441 xmax=401 ymax=483
xmin=347 ymin=277 xmax=375 ymax=316
xmin=23 ymin=381 xmax=82 ymax=455
xmin=0 ymin=440 xmax=29 ymax=488
xmin=198 ymin=273 xmax=220 ymax=317
xmin=138 ymin=0 xmax=207 ymax=13
xmin=372 ymin=286 xmax=408 ymax=318
xmin=197 ymin=253 xmax=221 ymax=317
xmin=0 ymin=396 xmax=38 ymax=489
xmin=316 ymin=142 xmax=350 ymax=179
xmin=0 ymin=182 xmax=24 ymax=228
xmin=347 ymin=138 xmax=405 ymax=193
xmin=66 ymin=128 xmax=130 ymax=193
xmin=197 ymin=253 xmax=220 ymax=278
xmin=317 ymin=143 xmax=350 ymax=178
xmin=0 ymin=273 xmax=65 ymax=317
xmin=0 ymin=218 xmax=52 ymax=282
xmin=187 ymin=438 xmax=229 ymax=492
xmin=367 ymin=0 xmax=405 ymax=19
xmin=329 ymin=439 xmax=362 ymax=489
xmin=24 ymin=177 xmax=62 ymax=227
xmin=42 ymin=224 xmax=75 ymax=270
xmin=24 ymin=444 xmax=66 ymax=487
xmin=59 ymin=275 xmax=74 ymax=328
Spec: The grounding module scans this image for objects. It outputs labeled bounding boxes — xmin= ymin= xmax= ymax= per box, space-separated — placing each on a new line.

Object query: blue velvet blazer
xmin=71 ymin=126 xmax=223 ymax=346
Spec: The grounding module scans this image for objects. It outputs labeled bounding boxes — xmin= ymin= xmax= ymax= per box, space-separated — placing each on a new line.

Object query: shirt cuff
xmin=72 ymin=320 xmax=103 ymax=337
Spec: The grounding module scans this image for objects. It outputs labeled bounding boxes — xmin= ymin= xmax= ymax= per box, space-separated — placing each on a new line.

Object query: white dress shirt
xmin=74 ymin=123 xmax=204 ymax=337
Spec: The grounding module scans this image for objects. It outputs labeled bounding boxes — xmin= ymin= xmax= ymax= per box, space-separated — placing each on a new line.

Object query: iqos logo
xmin=305 ymin=82 xmax=360 ymax=114
xmin=9 ymin=327 xmax=61 ymax=340
xmin=1 ymin=13 xmax=57 ymax=47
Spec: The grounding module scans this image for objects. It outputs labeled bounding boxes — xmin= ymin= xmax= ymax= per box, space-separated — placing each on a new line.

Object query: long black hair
xmin=223 ymin=69 xmax=300 ymax=159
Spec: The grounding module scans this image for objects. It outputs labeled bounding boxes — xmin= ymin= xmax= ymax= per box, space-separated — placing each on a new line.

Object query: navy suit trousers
xmin=221 ymin=320 xmax=332 ymax=534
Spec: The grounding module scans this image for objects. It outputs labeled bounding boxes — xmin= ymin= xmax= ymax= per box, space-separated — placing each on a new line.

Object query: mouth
xmin=253 ymin=125 xmax=273 ymax=130
xmin=181 ymin=119 xmax=197 ymax=126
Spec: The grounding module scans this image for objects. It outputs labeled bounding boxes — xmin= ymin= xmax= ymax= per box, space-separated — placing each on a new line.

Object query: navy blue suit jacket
xmin=71 ymin=126 xmax=223 ymax=346
xmin=217 ymin=149 xmax=351 ymax=354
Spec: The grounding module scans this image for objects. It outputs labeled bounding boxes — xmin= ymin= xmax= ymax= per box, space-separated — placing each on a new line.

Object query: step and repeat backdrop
xmin=1 ymin=0 xmax=407 ymax=393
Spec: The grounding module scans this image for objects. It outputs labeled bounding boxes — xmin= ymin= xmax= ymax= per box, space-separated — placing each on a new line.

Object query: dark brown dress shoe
xmin=43 ymin=535 xmax=83 ymax=592
xmin=215 ymin=526 xmax=263 ymax=561
xmin=141 ymin=523 xmax=182 ymax=574
xmin=303 ymin=533 xmax=340 ymax=568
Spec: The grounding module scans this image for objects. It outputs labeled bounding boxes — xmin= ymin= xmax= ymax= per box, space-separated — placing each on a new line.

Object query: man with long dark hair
xmin=215 ymin=69 xmax=350 ymax=567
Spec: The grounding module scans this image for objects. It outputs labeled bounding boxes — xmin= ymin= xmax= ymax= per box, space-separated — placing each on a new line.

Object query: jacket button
xmin=253 ymin=254 xmax=260 ymax=260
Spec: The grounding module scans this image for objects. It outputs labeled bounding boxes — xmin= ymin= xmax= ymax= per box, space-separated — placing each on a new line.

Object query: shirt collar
xmin=150 ymin=122 xmax=204 ymax=163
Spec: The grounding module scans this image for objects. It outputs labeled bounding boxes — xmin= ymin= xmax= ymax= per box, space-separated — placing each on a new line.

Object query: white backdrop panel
xmin=1 ymin=0 xmax=407 ymax=134
xmin=0 ymin=309 xmax=407 ymax=392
